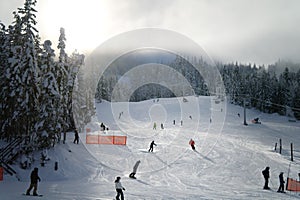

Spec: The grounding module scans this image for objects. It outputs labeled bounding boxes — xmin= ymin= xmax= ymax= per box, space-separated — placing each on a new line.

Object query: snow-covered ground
xmin=1 ymin=96 xmax=300 ymax=199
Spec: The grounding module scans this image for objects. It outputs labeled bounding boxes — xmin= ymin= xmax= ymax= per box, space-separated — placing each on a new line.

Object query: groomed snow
xmin=1 ymin=96 xmax=300 ymax=199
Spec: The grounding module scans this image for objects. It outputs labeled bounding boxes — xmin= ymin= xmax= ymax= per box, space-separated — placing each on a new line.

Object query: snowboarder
xmin=148 ymin=140 xmax=157 ymax=152
xmin=115 ymin=176 xmax=125 ymax=200
xmin=153 ymin=122 xmax=157 ymax=130
xmin=26 ymin=167 xmax=41 ymax=196
xmin=277 ymin=172 xmax=285 ymax=193
xmin=262 ymin=166 xmax=270 ymax=189
xmin=129 ymin=160 xmax=141 ymax=179
xmin=73 ymin=129 xmax=79 ymax=144
xmin=100 ymin=123 xmax=106 ymax=131
xmin=189 ymin=139 xmax=195 ymax=150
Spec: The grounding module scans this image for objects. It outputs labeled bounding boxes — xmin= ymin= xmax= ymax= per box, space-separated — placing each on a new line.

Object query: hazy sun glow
xmin=38 ymin=0 xmax=112 ymax=54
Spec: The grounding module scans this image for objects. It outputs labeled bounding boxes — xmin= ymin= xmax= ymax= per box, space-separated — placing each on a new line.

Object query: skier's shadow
xmin=194 ymin=150 xmax=215 ymax=164
xmin=136 ymin=179 xmax=150 ymax=185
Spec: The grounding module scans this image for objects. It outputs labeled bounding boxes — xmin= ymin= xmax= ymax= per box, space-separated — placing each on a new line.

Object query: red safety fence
xmin=287 ymin=178 xmax=300 ymax=192
xmin=0 ymin=167 xmax=3 ymax=181
xmin=86 ymin=135 xmax=98 ymax=144
xmin=86 ymin=135 xmax=127 ymax=145
xmin=99 ymin=136 xmax=114 ymax=145
xmin=86 ymin=128 xmax=91 ymax=133
xmin=113 ymin=136 xmax=127 ymax=145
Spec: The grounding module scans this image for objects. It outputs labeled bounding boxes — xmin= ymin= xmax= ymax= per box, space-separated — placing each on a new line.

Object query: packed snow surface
xmin=1 ymin=96 xmax=300 ymax=199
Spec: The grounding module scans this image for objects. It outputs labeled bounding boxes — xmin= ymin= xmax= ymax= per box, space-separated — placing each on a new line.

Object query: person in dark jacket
xmin=73 ymin=129 xmax=79 ymax=144
xmin=129 ymin=160 xmax=141 ymax=179
xmin=262 ymin=166 xmax=270 ymax=189
xmin=148 ymin=140 xmax=157 ymax=152
xmin=115 ymin=176 xmax=125 ymax=200
xmin=277 ymin=172 xmax=285 ymax=193
xmin=26 ymin=167 xmax=41 ymax=196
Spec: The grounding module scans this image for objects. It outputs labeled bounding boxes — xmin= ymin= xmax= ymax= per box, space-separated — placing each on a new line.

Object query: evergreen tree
xmin=56 ymin=27 xmax=70 ymax=140
xmin=68 ymin=51 xmax=85 ymax=130
xmin=16 ymin=0 xmax=40 ymax=136
xmin=293 ymin=69 xmax=300 ymax=119
xmin=36 ymin=40 xmax=60 ymax=147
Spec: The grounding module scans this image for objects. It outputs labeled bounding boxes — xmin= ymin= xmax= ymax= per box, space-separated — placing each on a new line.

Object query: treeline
xmin=96 ymin=54 xmax=300 ymax=119
xmin=219 ymin=62 xmax=300 ymax=119
xmin=0 ymin=0 xmax=93 ymax=148
xmin=96 ymin=55 xmax=211 ymax=102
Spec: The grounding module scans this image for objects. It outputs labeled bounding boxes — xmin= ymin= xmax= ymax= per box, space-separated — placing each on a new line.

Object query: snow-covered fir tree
xmin=36 ymin=40 xmax=60 ymax=148
xmin=0 ymin=1 xmax=96 ymax=146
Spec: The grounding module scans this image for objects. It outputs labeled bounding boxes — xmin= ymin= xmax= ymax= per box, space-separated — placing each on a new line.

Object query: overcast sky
xmin=1 ymin=0 xmax=300 ymax=65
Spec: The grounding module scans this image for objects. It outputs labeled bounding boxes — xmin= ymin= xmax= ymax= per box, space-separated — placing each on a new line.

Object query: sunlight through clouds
xmin=38 ymin=0 xmax=112 ymax=54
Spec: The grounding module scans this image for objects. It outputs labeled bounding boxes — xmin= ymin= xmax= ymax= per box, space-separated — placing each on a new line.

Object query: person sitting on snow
xmin=129 ymin=160 xmax=141 ymax=179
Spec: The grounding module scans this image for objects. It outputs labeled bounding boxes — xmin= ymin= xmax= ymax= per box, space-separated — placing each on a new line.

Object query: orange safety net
xmin=86 ymin=135 xmax=127 ymax=145
xmin=113 ymin=136 xmax=127 ymax=145
xmin=287 ymin=178 xmax=300 ymax=192
xmin=99 ymin=136 xmax=114 ymax=145
xmin=86 ymin=135 xmax=98 ymax=144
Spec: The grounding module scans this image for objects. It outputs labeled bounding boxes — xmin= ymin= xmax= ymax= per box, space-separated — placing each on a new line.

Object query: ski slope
xmin=1 ymin=96 xmax=300 ymax=200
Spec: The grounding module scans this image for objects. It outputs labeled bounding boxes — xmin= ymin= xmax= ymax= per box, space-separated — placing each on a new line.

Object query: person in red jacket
xmin=189 ymin=139 xmax=195 ymax=150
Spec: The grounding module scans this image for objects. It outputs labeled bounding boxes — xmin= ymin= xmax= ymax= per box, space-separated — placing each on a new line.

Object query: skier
xmin=73 ymin=129 xmax=79 ymax=144
xmin=160 ymin=123 xmax=164 ymax=129
xmin=148 ymin=140 xmax=157 ymax=152
xmin=153 ymin=122 xmax=157 ymax=130
xmin=262 ymin=166 xmax=270 ymax=189
xmin=129 ymin=160 xmax=141 ymax=179
xmin=173 ymin=120 xmax=175 ymax=125
xmin=26 ymin=167 xmax=41 ymax=196
xmin=115 ymin=176 xmax=125 ymax=200
xmin=277 ymin=172 xmax=285 ymax=193
xmin=189 ymin=139 xmax=195 ymax=150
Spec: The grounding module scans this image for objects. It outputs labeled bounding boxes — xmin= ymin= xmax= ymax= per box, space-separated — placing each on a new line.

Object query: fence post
xmin=275 ymin=143 xmax=277 ymax=151
xmin=279 ymin=139 xmax=282 ymax=154
xmin=291 ymin=143 xmax=293 ymax=162
xmin=54 ymin=162 xmax=58 ymax=171
xmin=0 ymin=166 xmax=3 ymax=181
